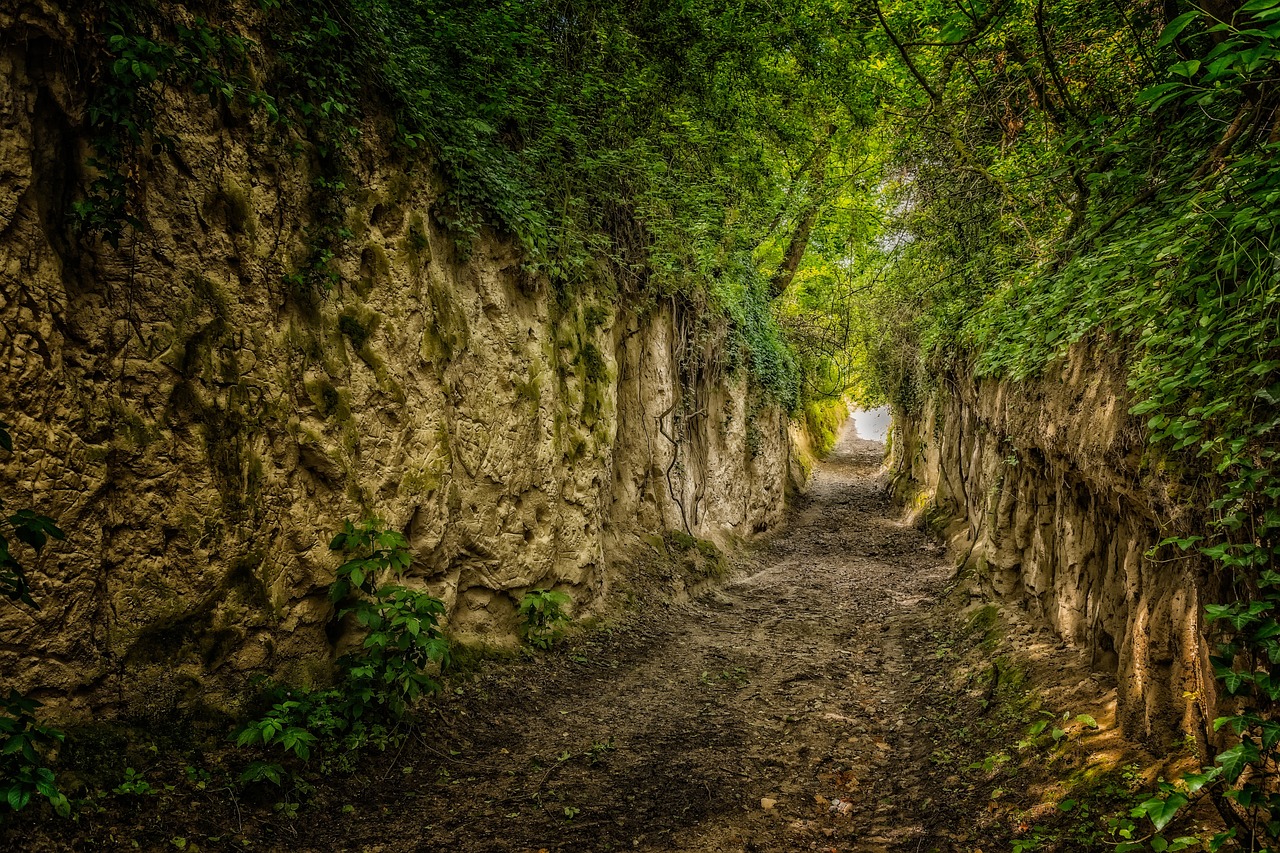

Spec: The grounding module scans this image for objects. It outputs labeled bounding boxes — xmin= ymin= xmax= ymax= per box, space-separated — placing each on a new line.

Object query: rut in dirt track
xmin=311 ymin=416 xmax=968 ymax=853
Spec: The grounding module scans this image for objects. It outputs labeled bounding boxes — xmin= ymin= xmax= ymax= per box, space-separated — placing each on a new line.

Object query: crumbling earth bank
xmin=892 ymin=345 xmax=1213 ymax=747
xmin=0 ymin=0 xmax=790 ymax=717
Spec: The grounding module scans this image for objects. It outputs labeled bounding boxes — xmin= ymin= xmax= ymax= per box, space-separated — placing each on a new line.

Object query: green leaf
xmin=1218 ymin=742 xmax=1257 ymax=781
xmin=234 ymin=727 xmax=261 ymax=748
xmin=1181 ymin=768 xmax=1221 ymax=794
xmin=1138 ymin=793 xmax=1188 ymax=830
xmin=1219 ymin=669 xmax=1250 ymax=694
xmin=1135 ymin=83 xmax=1184 ymax=107
xmin=1209 ymin=829 xmax=1238 ymax=851
xmin=7 ymin=786 xmax=29 ymax=811
xmin=1158 ymin=12 xmax=1200 ymax=48
xmin=1205 ymin=603 xmax=1235 ymax=622
xmin=239 ymin=761 xmax=283 ymax=785
xmin=1252 ymin=619 xmax=1280 ymax=641
xmin=8 ymin=510 xmax=65 ymax=552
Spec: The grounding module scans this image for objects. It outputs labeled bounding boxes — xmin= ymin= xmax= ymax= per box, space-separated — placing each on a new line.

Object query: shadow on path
xmin=303 ymin=417 xmax=995 ymax=852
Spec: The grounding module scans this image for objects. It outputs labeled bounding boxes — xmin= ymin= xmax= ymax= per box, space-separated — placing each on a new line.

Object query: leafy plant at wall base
xmin=517 ymin=589 xmax=572 ymax=651
xmin=329 ymin=519 xmax=449 ymax=716
xmin=0 ymin=693 xmax=69 ymax=819
xmin=234 ymin=519 xmax=447 ymax=779
xmin=0 ymin=421 xmax=69 ymax=821
xmin=1130 ymin=571 xmax=1280 ymax=849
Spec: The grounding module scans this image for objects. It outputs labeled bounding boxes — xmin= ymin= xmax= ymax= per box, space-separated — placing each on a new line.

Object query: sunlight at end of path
xmin=852 ymin=407 xmax=891 ymax=443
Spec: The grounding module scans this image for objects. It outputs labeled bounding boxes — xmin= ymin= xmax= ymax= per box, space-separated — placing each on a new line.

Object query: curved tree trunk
xmin=768 ymin=127 xmax=834 ymax=301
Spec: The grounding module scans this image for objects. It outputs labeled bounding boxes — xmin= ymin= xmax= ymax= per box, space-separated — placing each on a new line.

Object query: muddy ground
xmin=10 ymin=417 xmax=1208 ymax=851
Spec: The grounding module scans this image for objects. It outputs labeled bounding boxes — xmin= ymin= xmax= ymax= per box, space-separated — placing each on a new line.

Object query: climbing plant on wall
xmin=850 ymin=0 xmax=1280 ymax=845
xmin=76 ymin=0 xmax=886 ymax=410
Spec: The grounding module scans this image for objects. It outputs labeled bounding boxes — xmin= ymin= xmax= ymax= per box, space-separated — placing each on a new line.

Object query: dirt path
xmin=0 ymin=416 xmax=1176 ymax=852
xmin=306 ymin=417 xmax=998 ymax=853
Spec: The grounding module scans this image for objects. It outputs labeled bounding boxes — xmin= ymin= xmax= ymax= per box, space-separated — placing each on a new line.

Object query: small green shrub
xmin=695 ymin=538 xmax=720 ymax=563
xmin=234 ymin=519 xmax=447 ymax=780
xmin=0 ymin=692 xmax=69 ymax=818
xmin=517 ymin=589 xmax=572 ymax=651
xmin=329 ymin=519 xmax=450 ymax=714
xmin=665 ymin=530 xmax=697 ymax=552
xmin=112 ymin=767 xmax=156 ymax=797
xmin=0 ymin=421 xmax=68 ymax=822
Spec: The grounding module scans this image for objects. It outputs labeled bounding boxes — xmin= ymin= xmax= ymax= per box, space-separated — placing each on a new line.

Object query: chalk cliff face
xmin=0 ymin=2 xmax=791 ymax=718
xmin=893 ymin=345 xmax=1214 ymax=746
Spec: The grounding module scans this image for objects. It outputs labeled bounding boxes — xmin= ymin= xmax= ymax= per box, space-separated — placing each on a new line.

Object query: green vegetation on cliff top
xmin=85 ymin=0 xmax=885 ymax=411
xmin=843 ymin=1 xmax=1280 ymax=846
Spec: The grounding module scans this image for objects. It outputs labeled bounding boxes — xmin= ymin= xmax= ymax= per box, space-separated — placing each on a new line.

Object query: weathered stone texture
xmin=893 ymin=344 xmax=1214 ymax=747
xmin=0 ymin=3 xmax=792 ymax=718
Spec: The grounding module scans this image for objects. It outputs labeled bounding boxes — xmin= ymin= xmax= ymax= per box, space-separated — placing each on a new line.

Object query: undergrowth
xmin=517 ymin=589 xmax=573 ymax=651
xmin=232 ymin=519 xmax=449 ymax=793
xmin=0 ymin=516 xmax=575 ymax=838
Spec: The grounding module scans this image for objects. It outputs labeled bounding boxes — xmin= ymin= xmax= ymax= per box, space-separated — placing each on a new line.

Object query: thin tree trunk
xmin=769 ymin=128 xmax=834 ymax=301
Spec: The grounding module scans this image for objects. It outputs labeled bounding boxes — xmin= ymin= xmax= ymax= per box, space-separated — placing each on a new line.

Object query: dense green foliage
xmin=846 ymin=0 xmax=1280 ymax=847
xmin=324 ymin=0 xmax=868 ymax=285
xmin=848 ymin=0 xmax=1167 ymax=405
xmin=80 ymin=0 xmax=885 ymax=408
xmin=0 ymin=692 xmax=68 ymax=820
xmin=229 ymin=519 xmax=578 ymax=816
xmin=327 ymin=519 xmax=450 ymax=713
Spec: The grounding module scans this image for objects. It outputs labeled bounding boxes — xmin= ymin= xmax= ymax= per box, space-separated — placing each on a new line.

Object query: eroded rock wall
xmin=0 ymin=3 xmax=792 ymax=718
xmin=893 ymin=345 xmax=1214 ymax=746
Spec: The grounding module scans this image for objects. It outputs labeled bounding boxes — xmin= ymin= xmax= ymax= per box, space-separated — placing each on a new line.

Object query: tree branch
xmin=873 ymin=0 xmax=939 ymax=103
xmin=769 ymin=125 xmax=837 ymax=300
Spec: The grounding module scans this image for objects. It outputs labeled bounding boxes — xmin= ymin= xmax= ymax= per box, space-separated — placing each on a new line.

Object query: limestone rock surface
xmin=0 ymin=1 xmax=792 ymax=718
xmin=893 ymin=343 xmax=1213 ymax=746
